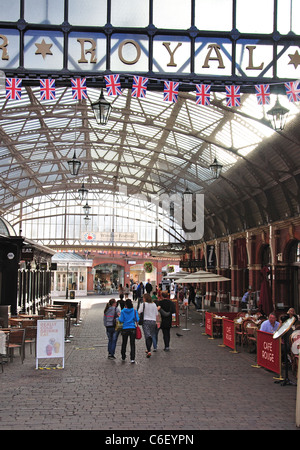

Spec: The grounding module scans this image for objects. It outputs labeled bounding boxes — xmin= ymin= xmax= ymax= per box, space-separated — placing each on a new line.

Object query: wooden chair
xmin=0 ymin=330 xmax=7 ymax=372
xmin=24 ymin=326 xmax=37 ymax=357
xmin=52 ymin=309 xmax=66 ymax=319
xmin=212 ymin=316 xmax=222 ymax=337
xmin=19 ymin=319 xmax=37 ymax=328
xmin=245 ymin=323 xmax=257 ymax=352
xmin=6 ymin=329 xmax=25 ymax=363
xmin=235 ymin=320 xmax=244 ymax=346
xmin=8 ymin=317 xmax=22 ymax=327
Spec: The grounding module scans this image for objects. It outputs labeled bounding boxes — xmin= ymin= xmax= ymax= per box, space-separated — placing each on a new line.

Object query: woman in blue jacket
xmin=118 ymin=299 xmax=139 ymax=363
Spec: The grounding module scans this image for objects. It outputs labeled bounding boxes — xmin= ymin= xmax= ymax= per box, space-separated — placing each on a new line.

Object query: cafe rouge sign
xmin=0 ymin=31 xmax=299 ymax=79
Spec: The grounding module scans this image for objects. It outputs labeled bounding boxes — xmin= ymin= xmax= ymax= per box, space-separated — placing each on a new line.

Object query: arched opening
xmin=93 ymin=263 xmax=125 ymax=294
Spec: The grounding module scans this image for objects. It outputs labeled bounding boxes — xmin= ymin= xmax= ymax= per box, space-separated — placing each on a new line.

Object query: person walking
xmin=118 ymin=299 xmax=139 ymax=363
xmin=158 ymin=291 xmax=176 ymax=351
xmin=136 ymin=281 xmax=145 ymax=309
xmin=138 ymin=293 xmax=158 ymax=358
xmin=145 ymin=279 xmax=153 ymax=294
xmin=103 ymin=298 xmax=120 ymax=359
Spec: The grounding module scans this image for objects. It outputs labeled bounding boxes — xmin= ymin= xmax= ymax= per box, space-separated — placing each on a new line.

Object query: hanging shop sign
xmin=206 ymin=245 xmax=216 ymax=270
xmin=21 ymin=246 xmax=34 ymax=261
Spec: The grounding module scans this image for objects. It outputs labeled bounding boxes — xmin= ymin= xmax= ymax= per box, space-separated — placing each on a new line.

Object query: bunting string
xmin=5 ymin=74 xmax=300 ymax=106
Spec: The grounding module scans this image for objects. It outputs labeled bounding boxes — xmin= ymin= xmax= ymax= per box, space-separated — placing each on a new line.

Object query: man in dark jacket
xmin=145 ymin=279 xmax=153 ymax=294
xmin=136 ymin=282 xmax=144 ymax=309
xmin=158 ymin=291 xmax=176 ymax=351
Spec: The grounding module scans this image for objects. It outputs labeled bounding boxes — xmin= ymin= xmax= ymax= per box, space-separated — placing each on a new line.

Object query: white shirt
xmin=138 ymin=302 xmax=158 ymax=321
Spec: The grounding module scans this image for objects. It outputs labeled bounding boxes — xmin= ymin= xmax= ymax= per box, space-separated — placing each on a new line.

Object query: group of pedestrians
xmin=103 ymin=290 xmax=175 ymax=363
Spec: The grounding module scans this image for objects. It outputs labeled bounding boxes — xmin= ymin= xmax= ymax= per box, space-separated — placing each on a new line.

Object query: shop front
xmin=51 ymin=252 xmax=93 ymax=297
xmin=129 ymin=262 xmax=157 ymax=286
xmin=93 ymin=263 xmax=124 ymax=294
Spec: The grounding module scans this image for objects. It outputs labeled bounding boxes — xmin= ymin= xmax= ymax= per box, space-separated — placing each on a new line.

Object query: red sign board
xmin=222 ymin=318 xmax=235 ymax=350
xmin=256 ymin=330 xmax=281 ymax=374
xmin=205 ymin=312 xmax=213 ymax=337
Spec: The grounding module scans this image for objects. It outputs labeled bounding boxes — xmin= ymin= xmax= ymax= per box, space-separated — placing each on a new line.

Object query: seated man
xmin=260 ymin=312 xmax=280 ymax=334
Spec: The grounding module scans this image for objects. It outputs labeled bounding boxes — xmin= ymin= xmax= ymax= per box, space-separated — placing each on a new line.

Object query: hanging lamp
xmin=91 ymin=88 xmax=112 ymax=125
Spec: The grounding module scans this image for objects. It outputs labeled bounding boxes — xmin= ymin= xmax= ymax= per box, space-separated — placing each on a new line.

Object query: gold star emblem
xmin=288 ymin=50 xmax=300 ymax=69
xmin=35 ymin=39 xmax=53 ymax=59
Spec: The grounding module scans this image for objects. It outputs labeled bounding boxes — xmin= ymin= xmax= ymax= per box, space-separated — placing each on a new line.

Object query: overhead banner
xmin=1 ymin=31 xmax=300 ymax=81
xmin=81 ymin=231 xmax=138 ymax=243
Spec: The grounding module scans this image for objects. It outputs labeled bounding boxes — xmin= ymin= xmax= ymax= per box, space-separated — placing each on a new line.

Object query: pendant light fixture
xmin=266 ymin=96 xmax=289 ymax=130
xmin=91 ymin=88 xmax=112 ymax=125
xmin=209 ymin=157 xmax=223 ymax=179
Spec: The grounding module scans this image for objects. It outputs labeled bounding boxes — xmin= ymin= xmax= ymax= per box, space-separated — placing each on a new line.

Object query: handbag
xmin=134 ymin=310 xmax=142 ymax=339
xmin=138 ymin=303 xmax=145 ymax=325
xmin=115 ymin=319 xmax=123 ymax=331
xmin=135 ymin=325 xmax=142 ymax=339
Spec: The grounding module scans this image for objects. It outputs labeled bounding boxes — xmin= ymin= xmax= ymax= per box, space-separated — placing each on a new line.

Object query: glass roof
xmin=1 ymin=82 xmax=300 ymax=248
xmin=1 ymin=0 xmax=300 ymax=246
xmin=0 ymin=84 xmax=299 ymax=214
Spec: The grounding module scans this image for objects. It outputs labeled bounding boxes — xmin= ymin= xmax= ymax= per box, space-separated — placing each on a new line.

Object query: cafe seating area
xmin=204 ymin=308 xmax=300 ymax=379
xmin=0 ymin=299 xmax=81 ymax=371
xmin=233 ymin=312 xmax=264 ymax=352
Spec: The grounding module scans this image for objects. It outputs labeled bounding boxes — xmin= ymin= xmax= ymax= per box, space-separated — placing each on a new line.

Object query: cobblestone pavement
xmin=0 ymin=295 xmax=299 ymax=431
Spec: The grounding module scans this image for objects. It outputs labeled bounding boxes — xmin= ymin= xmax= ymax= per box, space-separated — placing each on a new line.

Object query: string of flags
xmin=4 ymin=74 xmax=300 ymax=106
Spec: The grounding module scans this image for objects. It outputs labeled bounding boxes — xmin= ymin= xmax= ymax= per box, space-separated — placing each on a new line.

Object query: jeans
xmin=106 ymin=327 xmax=119 ymax=356
xmin=152 ymin=326 xmax=159 ymax=349
xmin=195 ymin=296 xmax=201 ymax=309
xmin=121 ymin=328 xmax=136 ymax=360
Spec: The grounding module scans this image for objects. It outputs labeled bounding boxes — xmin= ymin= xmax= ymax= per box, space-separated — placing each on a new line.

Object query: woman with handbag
xmin=103 ymin=299 xmax=120 ymax=360
xmin=138 ymin=293 xmax=158 ymax=358
xmin=118 ymin=299 xmax=139 ymax=363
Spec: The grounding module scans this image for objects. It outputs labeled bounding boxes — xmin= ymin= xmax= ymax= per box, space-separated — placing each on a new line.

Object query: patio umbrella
xmin=258 ymin=266 xmax=273 ymax=316
xmin=162 ymin=271 xmax=189 ymax=280
xmin=175 ymin=274 xmax=231 ymax=284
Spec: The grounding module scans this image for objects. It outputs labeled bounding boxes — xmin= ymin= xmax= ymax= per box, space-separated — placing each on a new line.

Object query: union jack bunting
xmin=6 ymin=78 xmax=22 ymax=100
xmin=255 ymin=84 xmax=270 ymax=105
xmin=40 ymin=79 xmax=56 ymax=101
xmin=163 ymin=81 xmax=179 ymax=103
xmin=104 ymin=74 xmax=122 ymax=96
xmin=71 ymin=78 xmax=88 ymax=100
xmin=131 ymin=76 xmax=148 ymax=98
xmin=225 ymin=85 xmax=241 ymax=107
xmin=195 ymin=84 xmax=211 ymax=106
xmin=284 ymin=81 xmax=300 ymax=102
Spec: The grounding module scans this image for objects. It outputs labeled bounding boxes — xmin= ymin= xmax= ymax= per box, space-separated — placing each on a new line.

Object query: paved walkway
xmin=0 ymin=295 xmax=299 ymax=431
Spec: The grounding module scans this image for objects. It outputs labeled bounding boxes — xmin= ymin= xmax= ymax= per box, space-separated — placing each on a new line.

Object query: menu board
xmin=36 ymin=319 xmax=65 ymax=368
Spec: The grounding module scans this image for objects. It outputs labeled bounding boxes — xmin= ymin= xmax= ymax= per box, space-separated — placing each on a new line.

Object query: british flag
xmin=285 ymin=81 xmax=300 ymax=102
xmin=195 ymin=84 xmax=211 ymax=106
xmin=255 ymin=84 xmax=270 ymax=105
xmin=6 ymin=78 xmax=22 ymax=100
xmin=225 ymin=85 xmax=241 ymax=107
xmin=163 ymin=81 xmax=179 ymax=103
xmin=131 ymin=76 xmax=148 ymax=98
xmin=71 ymin=78 xmax=88 ymax=100
xmin=104 ymin=74 xmax=122 ymax=96
xmin=40 ymin=79 xmax=56 ymax=101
